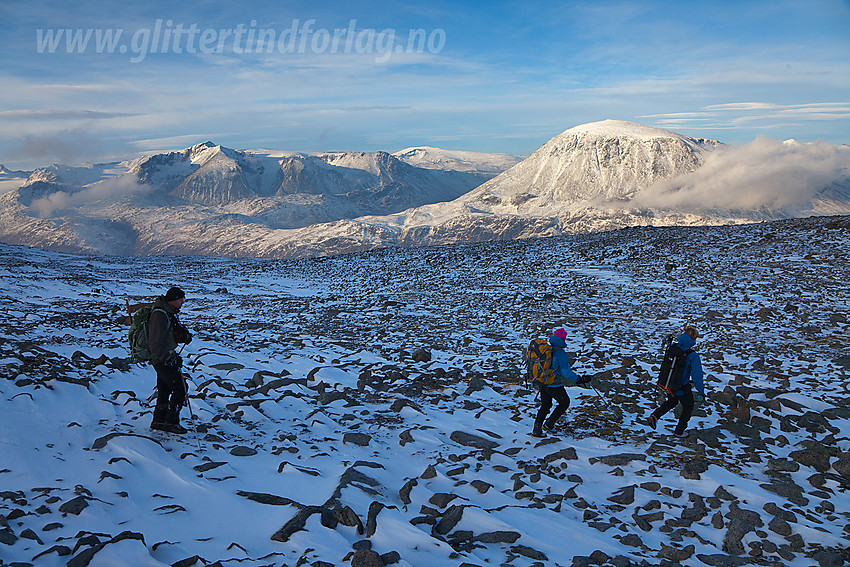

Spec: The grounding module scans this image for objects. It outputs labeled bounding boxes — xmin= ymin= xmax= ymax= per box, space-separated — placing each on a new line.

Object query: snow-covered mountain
xmin=1 ymin=121 xmax=849 ymax=259
xmin=0 ymin=164 xmax=32 ymax=196
xmin=463 ymin=120 xmax=723 ymax=210
xmin=393 ymin=146 xmax=522 ymax=175
xmin=0 ymin=164 xmax=32 ymax=178
xmin=0 ymin=142 xmax=504 ymax=255
xmin=1 ymin=214 xmax=848 ymax=566
xmin=263 ymin=120 xmax=850 ymax=256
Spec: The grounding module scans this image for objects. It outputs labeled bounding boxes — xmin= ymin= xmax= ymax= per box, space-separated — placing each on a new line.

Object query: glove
xmin=695 ymin=392 xmax=705 ymax=403
xmin=576 ymin=375 xmax=591 ymax=386
xmin=174 ymin=323 xmax=192 ymax=344
xmin=166 ymin=354 xmax=183 ymax=368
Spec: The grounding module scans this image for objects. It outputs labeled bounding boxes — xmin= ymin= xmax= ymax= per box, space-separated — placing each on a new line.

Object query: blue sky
xmin=1 ymin=0 xmax=848 ymax=169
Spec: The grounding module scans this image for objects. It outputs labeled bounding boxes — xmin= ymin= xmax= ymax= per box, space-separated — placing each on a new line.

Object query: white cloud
xmin=31 ymin=175 xmax=152 ymax=218
xmin=632 ymin=137 xmax=850 ymax=212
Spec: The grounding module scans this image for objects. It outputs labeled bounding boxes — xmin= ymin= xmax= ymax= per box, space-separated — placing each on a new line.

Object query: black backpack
xmin=656 ymin=336 xmax=692 ymax=395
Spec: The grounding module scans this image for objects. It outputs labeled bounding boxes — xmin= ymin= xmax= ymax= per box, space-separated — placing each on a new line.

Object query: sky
xmin=0 ymin=0 xmax=849 ymax=170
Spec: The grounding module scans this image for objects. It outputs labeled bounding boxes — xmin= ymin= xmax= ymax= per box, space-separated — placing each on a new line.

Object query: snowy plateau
xmin=0 ymin=214 xmax=849 ymax=567
xmin=1 ymin=119 xmax=849 ymax=259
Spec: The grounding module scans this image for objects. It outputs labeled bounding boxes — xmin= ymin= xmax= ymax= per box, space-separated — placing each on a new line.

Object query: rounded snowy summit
xmin=560 ymin=119 xmax=694 ymax=141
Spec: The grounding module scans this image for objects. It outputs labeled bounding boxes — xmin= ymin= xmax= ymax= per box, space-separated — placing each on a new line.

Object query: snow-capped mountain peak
xmin=392 ymin=146 xmax=522 ymax=176
xmin=561 ymin=118 xmax=692 ymax=141
xmin=461 ymin=120 xmax=723 ymax=210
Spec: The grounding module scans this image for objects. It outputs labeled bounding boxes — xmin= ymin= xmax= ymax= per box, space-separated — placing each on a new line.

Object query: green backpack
xmin=128 ymin=305 xmax=167 ymax=363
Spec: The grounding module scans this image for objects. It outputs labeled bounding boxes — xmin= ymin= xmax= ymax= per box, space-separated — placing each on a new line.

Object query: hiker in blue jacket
xmin=647 ymin=327 xmax=705 ymax=438
xmin=532 ymin=327 xmax=590 ymax=437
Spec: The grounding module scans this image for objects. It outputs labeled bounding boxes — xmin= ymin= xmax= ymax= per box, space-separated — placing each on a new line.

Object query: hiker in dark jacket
xmin=148 ymin=286 xmax=193 ymax=434
xmin=647 ymin=327 xmax=705 ymax=438
xmin=532 ymin=327 xmax=590 ymax=437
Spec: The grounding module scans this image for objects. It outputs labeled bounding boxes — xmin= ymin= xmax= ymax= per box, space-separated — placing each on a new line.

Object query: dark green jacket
xmin=148 ymin=297 xmax=179 ymax=363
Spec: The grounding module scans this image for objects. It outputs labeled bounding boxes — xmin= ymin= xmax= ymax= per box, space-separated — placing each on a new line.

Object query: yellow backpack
xmin=525 ymin=338 xmax=561 ymax=386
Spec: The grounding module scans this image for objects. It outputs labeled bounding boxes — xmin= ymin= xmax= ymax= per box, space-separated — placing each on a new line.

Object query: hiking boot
xmin=160 ymin=422 xmax=188 ymax=434
xmin=531 ymin=424 xmax=545 ymax=438
xmin=646 ymin=415 xmax=658 ymax=430
xmin=150 ymin=421 xmax=168 ymax=431
xmin=543 ymin=419 xmax=556 ymax=431
xmin=673 ymin=430 xmax=689 ymax=439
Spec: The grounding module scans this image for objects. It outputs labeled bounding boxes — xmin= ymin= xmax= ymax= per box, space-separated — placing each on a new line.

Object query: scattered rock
xmin=658 ymin=543 xmax=694 ymax=561
xmin=619 ymin=534 xmax=643 ymax=547
xmin=365 ymin=501 xmax=385 ymax=537
xmin=429 ymin=493 xmax=458 ymax=509
xmin=350 ymin=548 xmax=383 ymax=567
xmin=813 ymin=549 xmax=844 ymax=567
xmin=543 ymin=447 xmax=578 ymax=462
xmin=464 ymin=376 xmax=488 ymax=395
xmin=474 ymin=531 xmax=521 ymax=543
xmin=399 ymin=478 xmax=417 ymax=505
xmin=230 ymin=446 xmax=257 ymax=456
xmin=608 ymin=485 xmax=635 ymax=505
xmin=592 ymin=453 xmax=646 ymax=467
xmin=59 ymin=496 xmax=89 ymax=516
xmin=343 ymin=432 xmax=372 ymax=447
xmin=681 ymin=457 xmax=709 ymax=480
xmin=832 ymin=453 xmax=850 ymax=478
xmin=449 ymin=431 xmax=499 ymax=450
xmin=767 ymin=457 xmax=800 ymax=472
xmin=695 ymin=554 xmax=752 ymax=567
xmin=411 ymin=348 xmax=431 ymax=363
xmin=511 ymin=544 xmax=548 ymax=561
xmin=435 ymin=504 xmax=464 ymax=535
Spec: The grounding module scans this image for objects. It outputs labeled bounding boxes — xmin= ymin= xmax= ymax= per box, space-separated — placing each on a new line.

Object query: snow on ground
xmin=0 ymin=215 xmax=849 ymax=567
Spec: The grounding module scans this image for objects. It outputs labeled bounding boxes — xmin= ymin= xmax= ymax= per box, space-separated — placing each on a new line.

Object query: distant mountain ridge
xmin=392 ymin=146 xmax=522 ymax=175
xmin=1 ymin=120 xmax=848 ymax=258
xmin=0 ymin=141 xmax=510 ymax=255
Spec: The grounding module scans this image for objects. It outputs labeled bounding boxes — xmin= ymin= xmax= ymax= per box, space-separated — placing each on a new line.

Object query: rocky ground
xmin=0 ymin=215 xmax=848 ymax=567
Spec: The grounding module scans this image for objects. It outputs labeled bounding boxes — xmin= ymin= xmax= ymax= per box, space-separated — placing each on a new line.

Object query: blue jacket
xmin=547 ymin=336 xmax=579 ymax=388
xmin=674 ymin=333 xmax=705 ymax=396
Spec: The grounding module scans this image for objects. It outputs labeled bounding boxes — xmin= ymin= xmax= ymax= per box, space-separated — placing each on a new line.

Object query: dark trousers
xmin=535 ymin=385 xmax=570 ymax=425
xmin=652 ymin=389 xmax=695 ymax=435
xmin=152 ymin=363 xmax=186 ymax=424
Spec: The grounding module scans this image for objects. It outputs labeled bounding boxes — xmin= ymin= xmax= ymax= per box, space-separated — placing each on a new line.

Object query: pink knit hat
xmin=553 ymin=328 xmax=567 ymax=340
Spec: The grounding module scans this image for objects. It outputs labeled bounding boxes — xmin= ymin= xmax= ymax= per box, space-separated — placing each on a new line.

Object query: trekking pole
xmin=589 ymin=382 xmax=611 ymax=408
xmin=181 ymin=372 xmax=202 ymax=452
xmin=185 ymin=396 xmax=202 ymax=452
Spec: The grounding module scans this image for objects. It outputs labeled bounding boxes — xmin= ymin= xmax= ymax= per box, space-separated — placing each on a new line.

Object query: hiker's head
xmin=683 ymin=326 xmax=699 ymax=341
xmin=553 ymin=328 xmax=567 ymax=340
xmin=164 ymin=286 xmax=186 ymax=308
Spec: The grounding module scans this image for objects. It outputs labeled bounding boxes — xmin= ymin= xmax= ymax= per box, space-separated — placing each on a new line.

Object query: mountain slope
xmin=464 ymin=120 xmax=723 ymax=212
xmin=0 ymin=215 xmax=848 ymax=566
xmin=393 ymin=146 xmax=522 ymax=176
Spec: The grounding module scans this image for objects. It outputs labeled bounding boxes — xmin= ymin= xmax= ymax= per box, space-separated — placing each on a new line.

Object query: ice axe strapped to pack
xmin=656 ymin=333 xmax=692 ymax=395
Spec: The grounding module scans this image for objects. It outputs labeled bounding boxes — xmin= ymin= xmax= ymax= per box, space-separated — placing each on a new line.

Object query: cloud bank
xmin=30 ymin=175 xmax=151 ymax=218
xmin=633 ymin=137 xmax=850 ymax=212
